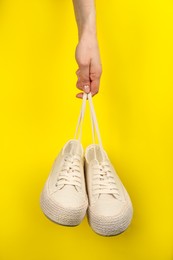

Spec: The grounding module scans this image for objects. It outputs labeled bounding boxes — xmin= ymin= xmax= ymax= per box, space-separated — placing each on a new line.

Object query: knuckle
xmin=90 ymin=70 xmax=102 ymax=80
xmin=76 ymin=69 xmax=80 ymax=75
xmin=92 ymin=88 xmax=99 ymax=96
xmin=76 ymin=80 xmax=89 ymax=91
xmin=81 ymin=79 xmax=90 ymax=85
xmin=80 ymin=75 xmax=89 ymax=81
xmin=78 ymin=59 xmax=89 ymax=67
xmin=76 ymin=81 xmax=81 ymax=88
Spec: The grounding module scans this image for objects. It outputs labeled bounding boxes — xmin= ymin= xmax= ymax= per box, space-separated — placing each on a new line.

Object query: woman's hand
xmin=75 ymin=33 xmax=102 ymax=98
xmin=72 ymin=0 xmax=102 ymax=98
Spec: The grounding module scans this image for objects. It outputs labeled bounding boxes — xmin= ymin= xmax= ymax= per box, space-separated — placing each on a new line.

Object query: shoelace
xmin=92 ymin=162 xmax=120 ymax=197
xmin=55 ymin=93 xmax=87 ymax=191
xmin=56 ymin=154 xmax=81 ymax=191
xmin=88 ymin=92 xmax=120 ymax=198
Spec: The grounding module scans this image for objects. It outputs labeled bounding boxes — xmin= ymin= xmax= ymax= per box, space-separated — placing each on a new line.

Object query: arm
xmin=72 ymin=0 xmax=102 ymax=98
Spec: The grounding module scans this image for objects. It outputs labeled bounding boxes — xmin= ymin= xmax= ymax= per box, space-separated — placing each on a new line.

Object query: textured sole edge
xmin=87 ymin=203 xmax=133 ymax=236
xmin=40 ymin=185 xmax=88 ymax=227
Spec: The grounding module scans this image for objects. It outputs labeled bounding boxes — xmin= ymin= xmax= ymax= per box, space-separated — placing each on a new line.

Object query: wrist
xmin=78 ymin=14 xmax=97 ymax=40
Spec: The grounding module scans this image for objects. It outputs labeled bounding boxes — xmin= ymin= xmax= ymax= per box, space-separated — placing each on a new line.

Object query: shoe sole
xmin=40 ymin=184 xmax=88 ymax=226
xmin=88 ymin=202 xmax=133 ymax=236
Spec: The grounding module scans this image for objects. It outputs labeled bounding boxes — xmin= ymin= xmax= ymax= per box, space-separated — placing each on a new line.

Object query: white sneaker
xmin=85 ymin=92 xmax=133 ymax=236
xmin=85 ymin=144 xmax=133 ymax=236
xmin=40 ymin=93 xmax=88 ymax=226
xmin=40 ymin=139 xmax=88 ymax=226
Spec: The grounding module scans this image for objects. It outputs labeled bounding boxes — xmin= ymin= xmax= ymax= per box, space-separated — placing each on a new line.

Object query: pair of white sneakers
xmin=40 ymin=93 xmax=133 ymax=236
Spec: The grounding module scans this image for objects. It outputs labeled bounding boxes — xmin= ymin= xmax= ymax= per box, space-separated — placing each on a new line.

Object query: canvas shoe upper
xmin=85 ymin=92 xmax=133 ymax=236
xmin=40 ymin=139 xmax=88 ymax=226
xmin=40 ymin=93 xmax=88 ymax=226
xmin=85 ymin=144 xmax=133 ymax=236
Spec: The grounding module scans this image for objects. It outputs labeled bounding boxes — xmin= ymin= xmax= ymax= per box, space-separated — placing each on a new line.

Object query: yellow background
xmin=0 ymin=0 xmax=173 ymax=259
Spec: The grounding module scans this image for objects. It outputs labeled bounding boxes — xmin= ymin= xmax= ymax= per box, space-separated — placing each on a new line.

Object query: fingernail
xmin=84 ymin=85 xmax=90 ymax=93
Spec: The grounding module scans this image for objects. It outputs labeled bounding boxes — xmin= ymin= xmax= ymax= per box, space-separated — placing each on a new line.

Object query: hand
xmin=75 ymin=33 xmax=102 ymax=98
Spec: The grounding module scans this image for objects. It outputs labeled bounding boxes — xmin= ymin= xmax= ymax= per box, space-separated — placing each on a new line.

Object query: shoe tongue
xmin=86 ymin=144 xmax=107 ymax=162
xmin=63 ymin=140 xmax=83 ymax=156
xmin=90 ymin=158 xmax=99 ymax=166
xmin=71 ymin=144 xmax=82 ymax=156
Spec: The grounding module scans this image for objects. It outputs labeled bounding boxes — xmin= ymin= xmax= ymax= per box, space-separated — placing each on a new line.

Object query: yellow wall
xmin=0 ymin=0 xmax=173 ymax=259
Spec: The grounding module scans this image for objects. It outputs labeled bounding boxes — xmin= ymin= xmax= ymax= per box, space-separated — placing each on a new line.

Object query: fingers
xmin=76 ymin=92 xmax=84 ymax=99
xmin=89 ymin=62 xmax=102 ymax=96
xmin=76 ymin=65 xmax=91 ymax=94
xmin=76 ymin=64 xmax=102 ymax=99
xmin=75 ymin=36 xmax=102 ymax=98
xmin=90 ymin=75 xmax=101 ymax=96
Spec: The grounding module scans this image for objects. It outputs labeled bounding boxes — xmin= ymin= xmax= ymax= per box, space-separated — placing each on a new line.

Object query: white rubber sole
xmin=40 ymin=185 xmax=88 ymax=226
xmin=88 ymin=203 xmax=133 ymax=236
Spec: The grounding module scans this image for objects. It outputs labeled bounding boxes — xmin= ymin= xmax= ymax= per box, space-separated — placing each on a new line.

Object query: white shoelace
xmin=87 ymin=92 xmax=120 ymax=198
xmin=56 ymin=93 xmax=87 ymax=191
xmin=56 ymin=154 xmax=81 ymax=191
xmin=92 ymin=162 xmax=120 ymax=197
